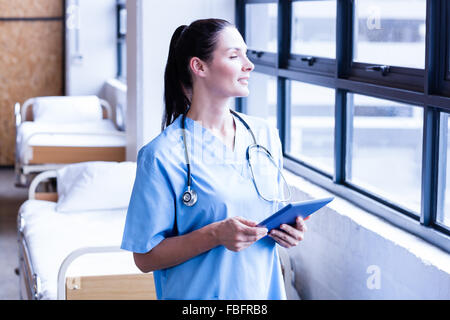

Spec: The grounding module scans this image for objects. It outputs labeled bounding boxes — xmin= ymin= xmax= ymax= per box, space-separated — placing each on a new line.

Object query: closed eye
xmin=230 ymin=55 xmax=238 ymax=59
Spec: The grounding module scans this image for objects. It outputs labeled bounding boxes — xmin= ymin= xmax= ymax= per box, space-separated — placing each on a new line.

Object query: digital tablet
xmin=258 ymin=197 xmax=334 ymax=231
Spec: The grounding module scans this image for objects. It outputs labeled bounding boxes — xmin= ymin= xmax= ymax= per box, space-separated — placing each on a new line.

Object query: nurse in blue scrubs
xmin=121 ymin=18 xmax=307 ymax=300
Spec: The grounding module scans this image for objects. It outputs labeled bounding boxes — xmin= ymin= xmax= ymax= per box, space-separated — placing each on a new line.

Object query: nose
xmin=242 ymin=56 xmax=254 ymax=72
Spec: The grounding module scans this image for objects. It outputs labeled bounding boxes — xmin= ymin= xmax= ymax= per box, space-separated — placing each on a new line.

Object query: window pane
xmin=347 ymin=94 xmax=423 ymax=213
xmin=245 ymin=3 xmax=277 ymax=53
xmin=288 ymin=81 xmax=335 ymax=174
xmin=246 ymin=72 xmax=277 ymax=128
xmin=291 ymin=0 xmax=336 ymax=59
xmin=437 ymin=113 xmax=450 ymax=228
xmin=354 ymin=0 xmax=426 ymax=69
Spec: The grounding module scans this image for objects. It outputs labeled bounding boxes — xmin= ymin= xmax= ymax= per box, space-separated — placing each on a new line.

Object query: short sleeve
xmin=121 ymin=147 xmax=176 ymax=254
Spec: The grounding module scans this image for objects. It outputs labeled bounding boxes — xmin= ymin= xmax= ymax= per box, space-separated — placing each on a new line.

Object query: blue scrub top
xmin=121 ymin=111 xmax=287 ymax=300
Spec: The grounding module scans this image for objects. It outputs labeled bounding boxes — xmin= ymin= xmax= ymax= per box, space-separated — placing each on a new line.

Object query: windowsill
xmin=283 ymin=169 xmax=450 ymax=275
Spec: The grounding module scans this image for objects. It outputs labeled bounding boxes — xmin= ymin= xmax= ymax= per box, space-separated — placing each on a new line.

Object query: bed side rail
xmin=99 ymin=99 xmax=112 ymax=120
xmin=18 ymin=98 xmax=36 ymax=123
xmin=28 ymin=170 xmax=57 ymax=201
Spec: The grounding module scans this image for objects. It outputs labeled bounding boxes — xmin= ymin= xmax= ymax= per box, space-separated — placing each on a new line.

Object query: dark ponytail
xmin=162 ymin=18 xmax=233 ymax=131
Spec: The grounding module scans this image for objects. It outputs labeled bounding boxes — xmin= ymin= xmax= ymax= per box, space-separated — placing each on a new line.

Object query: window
xmin=288 ymin=0 xmax=336 ymax=75
xmin=353 ymin=0 xmax=426 ymax=69
xmin=287 ymin=81 xmax=335 ymax=175
xmin=291 ymin=0 xmax=336 ymax=59
xmin=347 ymin=94 xmax=423 ymax=214
xmin=438 ymin=112 xmax=450 ymax=229
xmin=237 ymin=0 xmax=450 ymax=252
xmin=117 ymin=0 xmax=127 ymax=80
xmin=350 ymin=0 xmax=426 ymax=92
xmin=245 ymin=2 xmax=277 ymax=53
xmin=244 ymin=1 xmax=278 ymax=66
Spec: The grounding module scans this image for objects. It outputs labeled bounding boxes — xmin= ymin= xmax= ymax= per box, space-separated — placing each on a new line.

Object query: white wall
xmin=65 ymin=0 xmax=117 ymax=96
xmin=126 ymin=0 xmax=235 ymax=161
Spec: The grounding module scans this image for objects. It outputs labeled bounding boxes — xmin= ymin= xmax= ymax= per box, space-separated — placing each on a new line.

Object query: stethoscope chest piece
xmin=182 ymin=186 xmax=197 ymax=207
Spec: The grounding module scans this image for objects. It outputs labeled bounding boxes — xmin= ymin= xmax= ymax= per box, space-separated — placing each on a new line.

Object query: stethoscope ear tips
xmin=182 ymin=187 xmax=197 ymax=207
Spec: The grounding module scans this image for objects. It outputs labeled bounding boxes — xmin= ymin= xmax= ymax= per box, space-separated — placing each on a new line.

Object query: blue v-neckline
xmin=184 ymin=113 xmax=246 ymax=157
xmin=183 ymin=113 xmax=251 ymax=178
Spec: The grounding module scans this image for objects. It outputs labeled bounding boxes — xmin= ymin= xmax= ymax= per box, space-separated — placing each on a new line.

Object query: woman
xmin=121 ymin=18 xmax=307 ymax=300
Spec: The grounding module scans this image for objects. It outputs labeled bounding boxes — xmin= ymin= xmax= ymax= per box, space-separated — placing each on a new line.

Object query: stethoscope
xmin=180 ymin=109 xmax=291 ymax=207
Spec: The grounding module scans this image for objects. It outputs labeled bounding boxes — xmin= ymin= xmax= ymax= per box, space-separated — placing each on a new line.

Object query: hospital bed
xmin=17 ymin=161 xmax=156 ymax=300
xmin=14 ymin=95 xmax=126 ymax=187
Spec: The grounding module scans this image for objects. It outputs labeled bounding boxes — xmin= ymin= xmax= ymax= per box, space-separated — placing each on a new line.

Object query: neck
xmin=186 ymin=93 xmax=233 ymax=133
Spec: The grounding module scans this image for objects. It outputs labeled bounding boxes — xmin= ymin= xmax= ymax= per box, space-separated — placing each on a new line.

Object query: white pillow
xmin=56 ymin=161 xmax=137 ymax=212
xmin=33 ymin=95 xmax=103 ymax=123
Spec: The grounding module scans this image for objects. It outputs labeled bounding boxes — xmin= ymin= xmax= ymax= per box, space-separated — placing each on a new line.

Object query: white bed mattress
xmin=19 ymin=199 xmax=140 ymax=300
xmin=17 ymin=120 xmax=126 ymax=163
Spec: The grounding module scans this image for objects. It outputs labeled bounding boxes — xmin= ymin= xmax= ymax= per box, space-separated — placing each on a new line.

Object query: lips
xmin=238 ymin=77 xmax=249 ymax=84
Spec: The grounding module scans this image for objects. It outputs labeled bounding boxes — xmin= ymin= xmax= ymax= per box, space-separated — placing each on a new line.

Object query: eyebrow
xmin=226 ymin=47 xmax=248 ymax=52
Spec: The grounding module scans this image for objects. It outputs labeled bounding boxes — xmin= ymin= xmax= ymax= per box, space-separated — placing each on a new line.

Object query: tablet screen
xmin=258 ymin=197 xmax=334 ymax=231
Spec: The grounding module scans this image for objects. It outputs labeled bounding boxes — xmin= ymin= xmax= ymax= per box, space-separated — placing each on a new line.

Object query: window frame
xmin=349 ymin=63 xmax=424 ymax=92
xmin=236 ymin=0 xmax=450 ymax=253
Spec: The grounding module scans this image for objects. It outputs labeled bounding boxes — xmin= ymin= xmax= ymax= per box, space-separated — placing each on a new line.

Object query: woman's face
xmin=200 ymin=26 xmax=254 ymax=98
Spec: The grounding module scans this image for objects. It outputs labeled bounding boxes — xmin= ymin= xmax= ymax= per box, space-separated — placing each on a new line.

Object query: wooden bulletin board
xmin=0 ymin=0 xmax=64 ymax=165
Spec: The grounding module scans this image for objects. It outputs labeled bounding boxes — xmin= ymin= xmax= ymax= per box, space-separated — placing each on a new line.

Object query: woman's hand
xmin=268 ymin=216 xmax=307 ymax=248
xmin=133 ymin=216 xmax=267 ymax=272
xmin=214 ymin=216 xmax=268 ymax=252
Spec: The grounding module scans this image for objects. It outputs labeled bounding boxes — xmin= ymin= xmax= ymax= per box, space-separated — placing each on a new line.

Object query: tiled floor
xmin=0 ymin=167 xmax=27 ymax=300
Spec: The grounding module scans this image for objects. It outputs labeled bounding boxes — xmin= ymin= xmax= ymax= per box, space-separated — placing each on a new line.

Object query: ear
xmin=189 ymin=57 xmax=208 ymax=78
